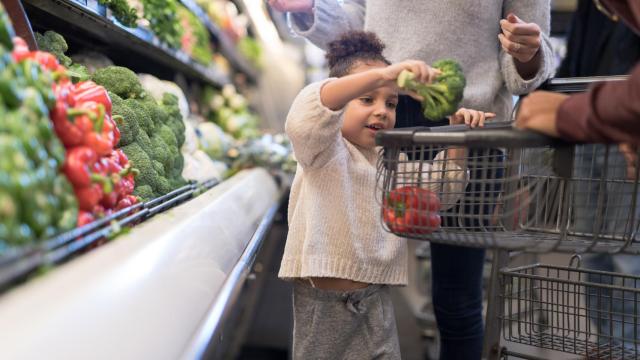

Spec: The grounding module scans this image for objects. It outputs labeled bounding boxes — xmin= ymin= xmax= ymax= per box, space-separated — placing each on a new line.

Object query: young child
xmin=279 ymin=31 xmax=495 ymax=359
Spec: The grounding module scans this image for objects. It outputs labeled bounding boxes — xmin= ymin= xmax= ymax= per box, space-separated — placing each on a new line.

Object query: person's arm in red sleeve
xmin=556 ymin=63 xmax=640 ymax=144
xmin=516 ymin=64 xmax=640 ymax=144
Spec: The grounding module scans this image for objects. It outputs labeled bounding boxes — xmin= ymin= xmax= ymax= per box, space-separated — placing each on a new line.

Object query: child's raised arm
xmin=320 ymin=60 xmax=440 ymax=110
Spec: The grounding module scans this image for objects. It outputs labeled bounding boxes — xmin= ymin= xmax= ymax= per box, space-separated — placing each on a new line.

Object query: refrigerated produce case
xmin=0 ymin=168 xmax=284 ymax=359
xmin=0 ymin=0 xmax=294 ymax=358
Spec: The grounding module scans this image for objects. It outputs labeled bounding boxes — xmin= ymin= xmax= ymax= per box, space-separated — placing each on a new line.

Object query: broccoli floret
xmin=157 ymin=124 xmax=177 ymax=148
xmin=167 ymin=118 xmax=185 ymax=147
xmin=397 ymin=59 xmax=466 ymax=121
xmin=132 ymin=185 xmax=154 ymax=202
xmin=158 ymin=93 xmax=185 ymax=146
xmin=149 ymin=135 xmax=169 ymax=164
xmin=136 ymin=130 xmax=154 ymax=157
xmin=92 ymin=66 xmax=145 ymax=99
xmin=169 ymin=176 xmax=187 ymax=189
xmin=170 ymin=151 xmax=184 ymax=178
xmin=155 ymin=176 xmax=172 ymax=195
xmin=152 ymin=160 xmax=165 ymax=177
xmin=108 ymin=91 xmax=123 ymax=106
xmin=161 ymin=93 xmax=181 ymax=121
xmin=67 ymin=64 xmax=91 ymax=83
xmin=35 ymin=31 xmax=72 ymax=67
xmin=123 ymin=98 xmax=154 ymax=134
xmin=120 ymin=143 xmax=159 ymax=190
xmin=162 ymin=145 xmax=177 ymax=174
xmin=112 ymin=99 xmax=141 ymax=147
xmin=139 ymin=96 xmax=167 ymax=129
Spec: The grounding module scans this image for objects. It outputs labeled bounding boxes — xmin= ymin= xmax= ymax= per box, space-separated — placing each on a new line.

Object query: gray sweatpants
xmin=292 ymin=281 xmax=401 ymax=360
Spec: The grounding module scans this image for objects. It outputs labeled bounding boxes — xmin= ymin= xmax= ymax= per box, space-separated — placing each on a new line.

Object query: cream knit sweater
xmin=278 ymin=80 xmax=468 ymax=285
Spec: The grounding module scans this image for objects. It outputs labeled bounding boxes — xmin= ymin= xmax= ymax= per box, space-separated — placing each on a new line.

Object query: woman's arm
xmin=500 ymin=0 xmax=555 ymax=94
xmin=268 ymin=0 xmax=366 ymax=50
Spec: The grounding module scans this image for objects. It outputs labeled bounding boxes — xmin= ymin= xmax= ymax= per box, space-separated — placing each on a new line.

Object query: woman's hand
xmin=450 ymin=108 xmax=496 ymax=128
xmin=515 ymin=91 xmax=569 ymax=137
xmin=499 ymin=13 xmax=541 ymax=63
xmin=267 ymin=0 xmax=314 ymax=14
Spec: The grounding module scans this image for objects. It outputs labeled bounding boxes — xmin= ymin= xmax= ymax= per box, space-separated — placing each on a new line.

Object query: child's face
xmin=342 ymin=61 xmax=398 ymax=149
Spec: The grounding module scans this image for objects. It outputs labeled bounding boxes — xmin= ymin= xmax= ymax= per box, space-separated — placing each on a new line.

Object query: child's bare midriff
xmin=309 ymin=277 xmax=369 ymax=290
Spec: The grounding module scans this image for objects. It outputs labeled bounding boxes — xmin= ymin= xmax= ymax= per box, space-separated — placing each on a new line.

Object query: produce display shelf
xmin=0 ymin=168 xmax=280 ymax=360
xmin=179 ymin=0 xmax=260 ymax=82
xmin=21 ymin=0 xmax=231 ymax=87
xmin=540 ymin=75 xmax=628 ymax=93
xmin=0 ymin=178 xmax=219 ymax=292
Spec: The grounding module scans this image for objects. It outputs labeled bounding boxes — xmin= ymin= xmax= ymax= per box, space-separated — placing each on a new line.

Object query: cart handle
xmin=376 ymin=125 xmax=563 ymax=148
xmin=540 ymin=75 xmax=628 ymax=93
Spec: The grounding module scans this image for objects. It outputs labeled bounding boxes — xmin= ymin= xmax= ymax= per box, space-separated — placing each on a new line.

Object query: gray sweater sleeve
xmin=289 ymin=0 xmax=365 ymax=50
xmin=500 ymin=0 xmax=555 ymax=95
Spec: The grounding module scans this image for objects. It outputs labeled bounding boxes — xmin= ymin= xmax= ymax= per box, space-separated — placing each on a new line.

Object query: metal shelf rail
xmin=0 ymin=178 xmax=219 ymax=292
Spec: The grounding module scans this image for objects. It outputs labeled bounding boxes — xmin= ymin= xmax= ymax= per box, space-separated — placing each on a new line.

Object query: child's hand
xmin=379 ymin=60 xmax=441 ymax=88
xmin=450 ymin=108 xmax=496 ymax=128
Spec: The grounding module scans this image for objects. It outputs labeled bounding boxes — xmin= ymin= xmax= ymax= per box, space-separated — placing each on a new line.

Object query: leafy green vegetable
xmin=98 ymin=0 xmax=139 ymax=28
xmin=142 ymin=0 xmax=183 ymax=49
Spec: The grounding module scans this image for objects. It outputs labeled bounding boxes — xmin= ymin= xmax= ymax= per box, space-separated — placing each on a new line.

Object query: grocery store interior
xmin=0 ymin=0 xmax=638 ymax=359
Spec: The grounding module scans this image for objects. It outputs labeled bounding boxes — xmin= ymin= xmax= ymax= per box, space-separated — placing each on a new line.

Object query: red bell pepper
xmin=116 ymin=195 xmax=138 ymax=211
xmin=77 ymin=211 xmax=95 ymax=227
xmin=110 ymin=115 xmax=120 ymax=147
xmin=383 ymin=186 xmax=441 ymax=234
xmin=75 ymin=183 xmax=103 ymax=211
xmin=63 ymin=147 xmax=98 ymax=187
xmin=30 ymin=51 xmax=59 ymax=72
xmin=78 ymin=101 xmax=116 ymax=156
xmin=51 ymin=80 xmax=85 ymax=147
xmin=71 ymin=81 xmax=112 ymax=114
xmin=11 ymin=37 xmax=30 ymax=62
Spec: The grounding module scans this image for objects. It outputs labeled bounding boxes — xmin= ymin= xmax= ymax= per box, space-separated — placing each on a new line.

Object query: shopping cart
xmin=375 ymin=76 xmax=639 ymax=359
xmin=500 ymin=255 xmax=640 ymax=359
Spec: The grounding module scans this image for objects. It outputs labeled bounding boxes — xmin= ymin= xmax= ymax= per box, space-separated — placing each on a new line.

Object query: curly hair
xmin=325 ymin=31 xmax=390 ymax=77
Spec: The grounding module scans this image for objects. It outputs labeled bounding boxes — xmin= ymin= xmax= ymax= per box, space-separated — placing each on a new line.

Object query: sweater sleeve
xmin=285 ymin=79 xmax=346 ymax=169
xmin=500 ymin=0 xmax=555 ymax=95
xmin=556 ymin=64 xmax=640 ymax=144
xmin=289 ymin=0 xmax=366 ymax=50
xmin=398 ymin=151 xmax=469 ymax=210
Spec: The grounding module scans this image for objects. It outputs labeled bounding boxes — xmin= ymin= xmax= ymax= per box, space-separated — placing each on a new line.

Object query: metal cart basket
xmin=500 ymin=256 xmax=640 ymax=359
xmin=376 ymin=125 xmax=640 ymax=254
